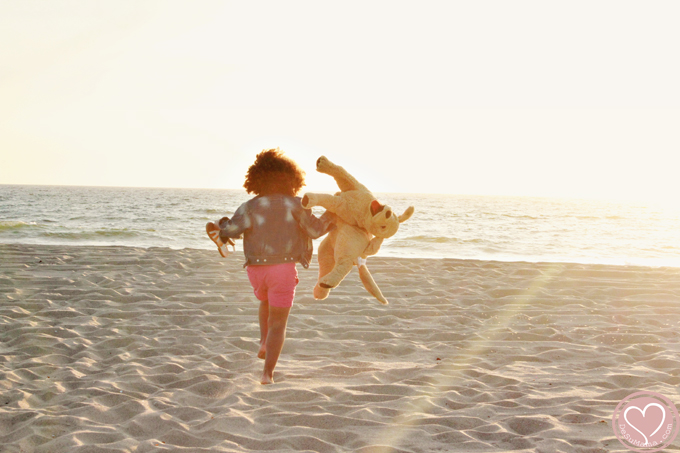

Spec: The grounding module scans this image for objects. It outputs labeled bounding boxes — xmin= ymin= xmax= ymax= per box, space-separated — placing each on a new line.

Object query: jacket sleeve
xmin=295 ymin=208 xmax=336 ymax=240
xmin=219 ymin=202 xmax=251 ymax=241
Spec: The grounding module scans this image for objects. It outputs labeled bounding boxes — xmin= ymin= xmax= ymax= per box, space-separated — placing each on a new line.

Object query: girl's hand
xmin=217 ymin=216 xmax=243 ymax=240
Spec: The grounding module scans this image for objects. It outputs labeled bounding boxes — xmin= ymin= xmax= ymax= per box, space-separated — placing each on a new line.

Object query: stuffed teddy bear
xmin=302 ymin=156 xmax=414 ymax=304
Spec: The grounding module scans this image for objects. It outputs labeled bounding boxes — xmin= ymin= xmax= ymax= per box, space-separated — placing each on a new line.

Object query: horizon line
xmin=0 ymin=182 xmax=663 ymax=205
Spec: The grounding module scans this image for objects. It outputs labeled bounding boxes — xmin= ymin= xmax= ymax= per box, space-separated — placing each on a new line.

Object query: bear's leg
xmin=358 ymin=264 xmax=388 ymax=305
xmin=317 ymin=235 xmax=335 ymax=282
xmin=316 ymin=156 xmax=368 ymax=193
xmin=313 ymin=283 xmax=331 ymax=300
xmin=313 ymin=236 xmax=336 ymax=300
xmin=318 ymin=256 xmax=354 ymax=289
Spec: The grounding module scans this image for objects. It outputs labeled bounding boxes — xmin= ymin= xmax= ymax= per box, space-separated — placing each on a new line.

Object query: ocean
xmin=1 ymin=185 xmax=679 ymax=268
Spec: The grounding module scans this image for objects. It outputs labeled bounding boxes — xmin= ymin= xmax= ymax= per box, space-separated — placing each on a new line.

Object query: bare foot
xmin=257 ymin=348 xmax=266 ymax=360
xmin=260 ymin=372 xmax=274 ymax=385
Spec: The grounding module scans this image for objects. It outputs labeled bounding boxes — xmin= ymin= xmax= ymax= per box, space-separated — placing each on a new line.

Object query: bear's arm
xmin=363 ymin=237 xmax=384 ymax=257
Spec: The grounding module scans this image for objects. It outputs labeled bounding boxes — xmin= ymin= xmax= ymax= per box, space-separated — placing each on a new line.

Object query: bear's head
xmin=368 ymin=200 xmax=415 ymax=238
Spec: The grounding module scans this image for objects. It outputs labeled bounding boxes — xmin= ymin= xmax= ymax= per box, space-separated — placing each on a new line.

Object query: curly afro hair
xmin=243 ymin=148 xmax=306 ymax=197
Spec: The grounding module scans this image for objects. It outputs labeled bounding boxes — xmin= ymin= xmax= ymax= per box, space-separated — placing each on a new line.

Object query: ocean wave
xmin=500 ymin=214 xmax=540 ymax=220
xmin=0 ymin=221 xmax=41 ymax=231
xmin=3 ymin=186 xmax=679 ymax=268
xmin=44 ymin=229 xmax=142 ymax=240
xmin=400 ymin=235 xmax=484 ymax=244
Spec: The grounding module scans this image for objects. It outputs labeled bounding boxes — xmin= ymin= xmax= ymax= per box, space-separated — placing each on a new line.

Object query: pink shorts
xmin=246 ymin=262 xmax=299 ymax=308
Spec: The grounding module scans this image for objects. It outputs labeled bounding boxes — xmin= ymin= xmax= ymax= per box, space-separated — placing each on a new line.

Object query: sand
xmin=1 ymin=243 xmax=679 ymax=452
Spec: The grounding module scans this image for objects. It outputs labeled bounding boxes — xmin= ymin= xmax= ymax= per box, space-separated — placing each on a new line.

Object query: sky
xmin=1 ymin=0 xmax=679 ymax=206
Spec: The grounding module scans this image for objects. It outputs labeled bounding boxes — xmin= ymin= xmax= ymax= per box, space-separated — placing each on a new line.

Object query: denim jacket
xmin=218 ymin=194 xmax=335 ymax=268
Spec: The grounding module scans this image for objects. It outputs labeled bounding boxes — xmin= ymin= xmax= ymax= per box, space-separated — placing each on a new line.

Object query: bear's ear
xmin=398 ymin=206 xmax=415 ymax=223
xmin=370 ymin=200 xmax=385 ymax=216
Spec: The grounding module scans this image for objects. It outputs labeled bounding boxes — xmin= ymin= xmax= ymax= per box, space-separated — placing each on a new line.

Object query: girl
xmin=206 ymin=149 xmax=335 ymax=384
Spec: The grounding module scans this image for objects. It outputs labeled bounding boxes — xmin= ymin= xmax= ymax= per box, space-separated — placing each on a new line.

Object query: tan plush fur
xmin=302 ymin=156 xmax=414 ymax=304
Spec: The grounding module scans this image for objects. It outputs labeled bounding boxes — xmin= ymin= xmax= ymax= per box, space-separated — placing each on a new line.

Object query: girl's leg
xmin=261 ymin=305 xmax=291 ymax=385
xmin=258 ymin=300 xmax=269 ymax=359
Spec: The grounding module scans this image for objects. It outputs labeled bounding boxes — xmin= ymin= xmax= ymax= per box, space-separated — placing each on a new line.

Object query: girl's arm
xmin=295 ymin=209 xmax=336 ymax=239
xmin=219 ymin=203 xmax=250 ymax=242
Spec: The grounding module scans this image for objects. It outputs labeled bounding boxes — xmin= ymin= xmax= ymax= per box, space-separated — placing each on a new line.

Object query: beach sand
xmin=1 ymin=243 xmax=679 ymax=452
